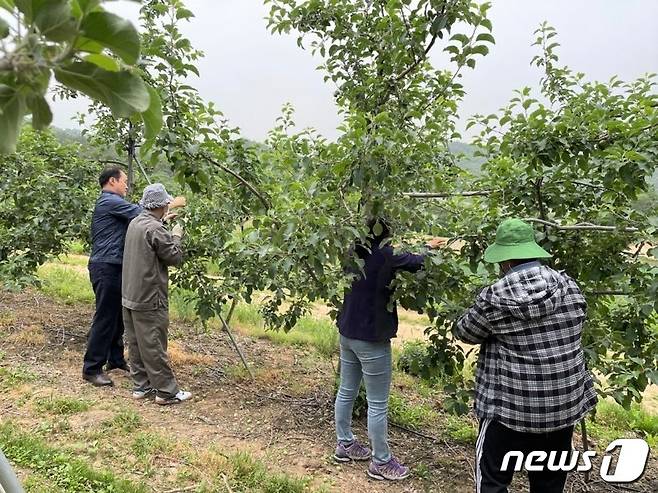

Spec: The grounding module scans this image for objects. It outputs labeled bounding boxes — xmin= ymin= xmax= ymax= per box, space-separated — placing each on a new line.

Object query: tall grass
xmin=37 ymin=263 xmax=93 ymax=304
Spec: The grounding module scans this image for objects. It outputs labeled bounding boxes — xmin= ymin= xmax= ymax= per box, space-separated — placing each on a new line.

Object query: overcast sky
xmin=52 ymin=0 xmax=658 ymax=142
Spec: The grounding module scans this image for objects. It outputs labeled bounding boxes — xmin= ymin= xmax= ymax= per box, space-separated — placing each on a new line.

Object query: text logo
xmin=500 ymin=438 xmax=650 ymax=484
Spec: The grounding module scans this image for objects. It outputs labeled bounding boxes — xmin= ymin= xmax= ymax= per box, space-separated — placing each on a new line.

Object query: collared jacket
xmin=89 ymin=190 xmax=142 ymax=265
xmin=121 ymin=211 xmax=183 ymax=311
xmin=453 ymin=263 xmax=597 ymax=433
xmin=337 ymin=244 xmax=424 ymax=342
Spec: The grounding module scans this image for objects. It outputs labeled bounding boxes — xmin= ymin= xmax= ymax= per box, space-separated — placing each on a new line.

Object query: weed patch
xmin=0 ymin=422 xmax=145 ymax=493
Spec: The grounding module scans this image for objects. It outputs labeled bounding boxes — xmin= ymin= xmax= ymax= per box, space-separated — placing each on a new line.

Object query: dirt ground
xmin=0 ymin=289 xmax=656 ymax=492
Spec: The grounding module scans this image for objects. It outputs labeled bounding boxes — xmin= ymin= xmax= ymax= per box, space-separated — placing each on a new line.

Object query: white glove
xmin=171 ymin=224 xmax=184 ymax=238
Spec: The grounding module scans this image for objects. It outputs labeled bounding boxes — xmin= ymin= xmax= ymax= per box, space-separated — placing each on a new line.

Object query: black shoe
xmin=83 ymin=372 xmax=113 ymax=387
xmin=105 ymin=362 xmax=130 ymax=372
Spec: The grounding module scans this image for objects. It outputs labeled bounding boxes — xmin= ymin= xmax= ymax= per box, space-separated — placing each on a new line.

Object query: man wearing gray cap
xmin=122 ymin=183 xmax=192 ymax=405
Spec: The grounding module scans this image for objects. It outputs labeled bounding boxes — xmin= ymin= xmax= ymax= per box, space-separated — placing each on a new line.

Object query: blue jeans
xmin=335 ymin=335 xmax=392 ymax=464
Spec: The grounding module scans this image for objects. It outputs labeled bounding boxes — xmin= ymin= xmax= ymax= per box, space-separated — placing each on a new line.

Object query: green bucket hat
xmin=483 ymin=218 xmax=552 ymax=264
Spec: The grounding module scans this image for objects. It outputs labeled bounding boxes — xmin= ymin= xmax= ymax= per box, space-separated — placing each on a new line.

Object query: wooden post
xmin=218 ymin=313 xmax=254 ymax=379
xmin=126 ymin=121 xmax=135 ymax=197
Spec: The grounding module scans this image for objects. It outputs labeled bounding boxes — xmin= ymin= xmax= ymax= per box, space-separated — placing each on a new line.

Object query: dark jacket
xmin=338 ymin=244 xmax=424 ymax=342
xmin=122 ymin=211 xmax=183 ymax=311
xmin=89 ymin=191 xmax=141 ymax=265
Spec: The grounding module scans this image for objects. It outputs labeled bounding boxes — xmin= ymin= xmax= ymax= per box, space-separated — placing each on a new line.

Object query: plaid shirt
xmin=454 ymin=263 xmax=597 ymax=433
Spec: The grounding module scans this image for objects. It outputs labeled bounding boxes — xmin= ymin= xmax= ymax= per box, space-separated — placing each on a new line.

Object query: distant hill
xmin=448 ymin=141 xmax=485 ymax=175
xmin=50 ymin=127 xmax=86 ymax=144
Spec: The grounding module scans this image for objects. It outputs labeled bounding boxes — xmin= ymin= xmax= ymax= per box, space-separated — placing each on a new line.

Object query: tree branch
xmin=588 ymin=291 xmax=630 ymax=296
xmin=97 ymin=159 xmax=127 ymax=167
xmin=395 ymin=31 xmax=438 ymax=81
xmin=523 ymin=218 xmax=639 ymax=233
xmin=404 ymin=190 xmax=492 ymax=198
xmin=196 ymin=152 xmax=271 ymax=211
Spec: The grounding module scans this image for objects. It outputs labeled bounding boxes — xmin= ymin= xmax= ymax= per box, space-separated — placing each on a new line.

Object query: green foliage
xmin=0 ymin=127 xmax=96 ymax=288
xmin=0 ymin=422 xmax=146 ymax=493
xmin=103 ymin=409 xmax=143 ymax=433
xmin=226 ymin=451 xmax=310 ymax=493
xmin=465 ymin=23 xmax=658 ymax=409
xmin=0 ymin=364 xmax=37 ymax=389
xmin=586 ymin=401 xmax=658 ymax=449
xmin=131 ymin=432 xmax=173 ymax=461
xmin=397 ymin=340 xmax=432 ymax=378
xmin=444 ymin=414 xmax=478 ymax=444
xmin=37 ymin=263 xmax=94 ymax=304
xmin=1 ymin=0 xmax=653 ymax=419
xmin=0 ymin=0 xmax=160 ymax=153
xmin=34 ymin=395 xmax=92 ymax=415
xmin=388 ymin=392 xmax=439 ymax=429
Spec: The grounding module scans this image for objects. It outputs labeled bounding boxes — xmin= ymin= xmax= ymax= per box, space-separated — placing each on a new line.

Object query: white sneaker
xmin=155 ymin=390 xmax=192 ymax=406
xmin=132 ymin=388 xmax=155 ymax=400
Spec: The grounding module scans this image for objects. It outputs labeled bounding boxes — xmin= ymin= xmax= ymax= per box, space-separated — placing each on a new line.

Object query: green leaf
xmin=140 ymin=85 xmax=162 ymax=156
xmin=17 ymin=0 xmax=77 ymax=41
xmin=0 ymin=84 xmax=27 ymax=154
xmin=466 ymin=58 xmax=476 ymax=69
xmin=74 ymin=37 xmax=105 ymax=54
xmin=476 ymin=33 xmax=495 ymax=44
xmin=470 ymin=45 xmax=489 ymax=56
xmin=176 ymin=7 xmax=194 ymax=20
xmin=481 ymin=18 xmax=493 ymax=31
xmin=54 ymin=62 xmax=150 ymax=117
xmin=0 ymin=17 xmax=9 ymax=39
xmin=81 ymin=11 xmax=141 ymax=64
xmin=26 ymin=94 xmax=52 ymax=130
xmin=430 ymin=15 xmax=447 ymax=36
xmin=72 ymin=0 xmax=100 ymax=17
xmin=0 ymin=1 xmax=14 ymax=12
xmin=84 ymin=53 xmax=120 ymax=71
xmin=450 ymin=33 xmax=470 ymax=46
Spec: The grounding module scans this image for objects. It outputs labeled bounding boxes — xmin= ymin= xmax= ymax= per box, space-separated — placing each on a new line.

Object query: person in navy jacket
xmin=333 ymin=218 xmax=443 ymax=481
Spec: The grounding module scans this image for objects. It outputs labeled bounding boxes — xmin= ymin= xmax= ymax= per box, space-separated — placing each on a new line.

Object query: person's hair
xmin=355 ymin=217 xmax=391 ymax=259
xmin=99 ymin=166 xmax=124 ymax=187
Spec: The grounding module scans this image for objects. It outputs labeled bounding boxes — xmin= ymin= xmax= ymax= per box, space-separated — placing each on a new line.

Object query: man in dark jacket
xmin=82 ymin=167 xmax=141 ymax=386
xmin=454 ymin=218 xmax=597 ymax=493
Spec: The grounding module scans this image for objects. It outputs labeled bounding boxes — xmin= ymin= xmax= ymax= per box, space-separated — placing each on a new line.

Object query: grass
xmin=103 ymin=409 xmax=143 ymax=433
xmin=65 ymin=240 xmax=88 ymax=256
xmin=221 ymin=451 xmax=312 ymax=493
xmin=0 ymin=364 xmax=37 ymax=389
xmin=131 ymin=432 xmax=173 ymax=461
xmin=0 ymin=422 xmax=146 ymax=493
xmin=36 ymin=263 xmax=93 ymax=304
xmin=34 ymin=395 xmax=92 ymax=416
xmin=444 ymin=414 xmax=478 ymax=444
xmin=587 ymin=400 xmax=658 ymax=448
xmin=388 ymin=392 xmax=439 ymax=429
xmin=219 ymin=304 xmax=338 ymax=358
xmin=169 ymin=287 xmax=339 ymax=357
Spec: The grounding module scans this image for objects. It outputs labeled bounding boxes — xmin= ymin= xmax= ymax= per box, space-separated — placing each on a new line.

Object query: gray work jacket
xmin=122 ymin=211 xmax=183 ymax=311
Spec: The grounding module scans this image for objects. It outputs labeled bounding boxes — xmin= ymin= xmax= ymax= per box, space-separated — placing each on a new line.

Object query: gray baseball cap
xmin=139 ymin=183 xmax=174 ymax=210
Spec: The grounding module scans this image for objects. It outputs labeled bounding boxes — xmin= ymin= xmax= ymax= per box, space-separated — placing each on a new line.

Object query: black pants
xmin=83 ymin=262 xmax=127 ymax=375
xmin=476 ymin=419 xmax=574 ymax=493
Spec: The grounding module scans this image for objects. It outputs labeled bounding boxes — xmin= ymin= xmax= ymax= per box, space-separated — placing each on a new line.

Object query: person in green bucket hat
xmin=483 ymin=218 xmax=552 ymax=266
xmin=453 ymin=218 xmax=597 ymax=493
